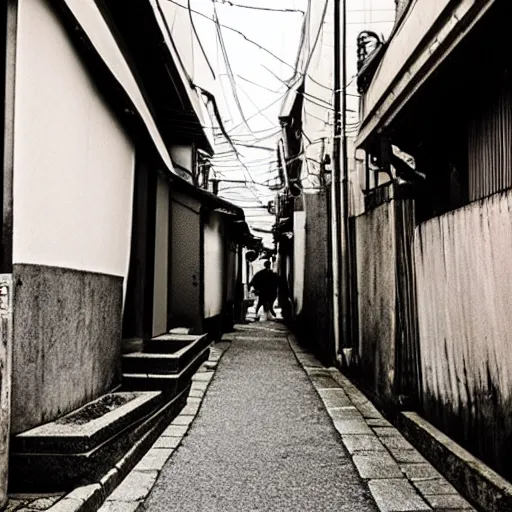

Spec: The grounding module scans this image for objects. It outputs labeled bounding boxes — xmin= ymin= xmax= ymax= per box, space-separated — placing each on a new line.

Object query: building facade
xmin=354 ymin=0 xmax=510 ymax=486
xmin=0 ymin=0 xmax=253 ymax=500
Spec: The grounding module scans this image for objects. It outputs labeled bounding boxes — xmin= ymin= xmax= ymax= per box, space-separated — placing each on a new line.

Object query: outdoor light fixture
xmin=288 ymin=180 xmax=302 ymax=197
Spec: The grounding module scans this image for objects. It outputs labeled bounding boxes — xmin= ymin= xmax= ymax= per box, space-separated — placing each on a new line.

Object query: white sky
xmin=163 ymin=0 xmax=395 ymax=247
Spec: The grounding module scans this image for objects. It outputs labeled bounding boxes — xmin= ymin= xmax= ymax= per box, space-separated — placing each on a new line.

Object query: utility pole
xmin=332 ymin=0 xmax=343 ymax=362
xmin=340 ymin=0 xmax=351 ymax=354
xmin=332 ymin=0 xmax=350 ymax=363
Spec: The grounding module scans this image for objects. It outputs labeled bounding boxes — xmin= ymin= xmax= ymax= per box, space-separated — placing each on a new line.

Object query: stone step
xmin=9 ymin=385 xmax=190 ymax=492
xmin=122 ymin=346 xmax=210 ymax=392
xmin=11 ymin=391 xmax=164 ymax=455
xmin=143 ymin=333 xmax=208 ymax=354
xmin=122 ymin=333 xmax=209 ymax=374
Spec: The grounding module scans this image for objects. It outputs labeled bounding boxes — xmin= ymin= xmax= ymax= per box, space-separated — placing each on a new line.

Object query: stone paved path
xmin=142 ymin=321 xmax=378 ymax=512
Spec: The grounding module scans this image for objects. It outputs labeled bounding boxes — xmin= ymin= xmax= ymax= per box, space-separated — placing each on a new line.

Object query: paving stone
xmin=341 ymin=434 xmax=386 ymax=454
xmin=413 ymin=478 xmax=458 ymax=496
xmin=296 ymin=354 xmax=323 ymax=367
xmin=424 ymin=494 xmax=473 ymax=509
xmin=192 ymin=372 xmax=214 ymax=382
xmin=180 ymin=402 xmax=201 ymax=416
xmin=98 ymin=500 xmax=142 ymax=512
xmin=327 ymin=371 xmax=352 ymax=387
xmin=387 ymin=447 xmax=427 ymax=463
xmin=368 ymin=478 xmax=431 ymax=511
xmin=304 ymin=369 xmax=332 ymax=378
xmin=152 ymin=436 xmax=181 ymax=449
xmin=353 ymin=452 xmax=404 ymax=479
xmin=108 ymin=471 xmax=158 ymax=502
xmin=190 ymin=381 xmax=209 ymax=392
xmin=373 ymin=426 xmax=402 ymax=437
xmin=317 ymin=389 xmax=352 ymax=408
xmin=333 ymin=419 xmax=373 ymax=435
xmin=161 ymin=425 xmax=188 ymax=437
xmin=171 ymin=415 xmax=194 ymax=427
xmin=43 ymin=498 xmax=83 ymax=512
xmin=380 ymin=435 xmax=415 ymax=451
xmin=401 ymin=463 xmax=442 ymax=481
xmin=367 ymin=418 xmax=392 ymax=427
xmin=187 ymin=388 xmax=205 ymax=398
xmin=326 ymin=407 xmax=362 ymax=421
xmin=134 ymin=449 xmax=174 ymax=471
xmin=310 ymin=375 xmax=341 ymax=389
xmin=356 ymin=401 xmax=384 ymax=419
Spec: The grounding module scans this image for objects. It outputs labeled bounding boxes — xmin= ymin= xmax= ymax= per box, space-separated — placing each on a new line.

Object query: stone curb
xmin=398 ymin=411 xmax=512 ymax=512
xmin=287 ymin=334 xmax=476 ymax=512
xmin=38 ymin=341 xmax=232 ymax=512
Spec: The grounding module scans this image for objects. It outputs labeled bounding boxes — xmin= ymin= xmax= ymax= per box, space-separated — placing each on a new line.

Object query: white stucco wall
xmin=62 ymin=0 xmax=174 ymax=172
xmin=293 ymin=211 xmax=306 ymax=316
xmin=13 ymin=0 xmax=135 ymax=279
xmin=204 ymin=212 xmax=224 ymax=319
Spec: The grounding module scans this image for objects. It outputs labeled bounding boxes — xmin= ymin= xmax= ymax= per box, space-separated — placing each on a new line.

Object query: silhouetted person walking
xmin=249 ymin=260 xmax=279 ymax=319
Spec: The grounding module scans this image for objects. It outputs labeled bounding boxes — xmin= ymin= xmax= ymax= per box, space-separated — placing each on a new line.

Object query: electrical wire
xmin=187 ymin=0 xmax=215 ymax=78
xmin=213 ymin=1 xmax=304 ymax=14
xmin=262 ymin=65 xmax=336 ymax=111
xmin=165 ymin=0 xmax=294 ymax=73
xmin=236 ymin=75 xmax=285 ymax=94
xmin=164 ymin=0 xmax=334 ymax=91
xmin=227 ymin=95 xmax=285 ymax=134
xmin=212 ymin=2 xmax=253 ymax=134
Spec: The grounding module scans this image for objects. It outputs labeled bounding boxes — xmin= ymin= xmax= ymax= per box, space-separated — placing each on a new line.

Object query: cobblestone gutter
xmin=287 ymin=334 xmax=476 ymax=512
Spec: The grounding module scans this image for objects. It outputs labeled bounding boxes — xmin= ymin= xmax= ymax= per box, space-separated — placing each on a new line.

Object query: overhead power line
xmin=213 ymin=1 xmax=304 ymax=14
xmin=236 ymin=74 xmax=284 ymax=95
xmin=187 ymin=0 xmax=215 ymax=77
xmin=165 ymin=0 xmax=333 ymax=90
xmin=165 ymin=0 xmax=293 ymax=72
xmin=212 ymin=1 xmax=253 ymax=133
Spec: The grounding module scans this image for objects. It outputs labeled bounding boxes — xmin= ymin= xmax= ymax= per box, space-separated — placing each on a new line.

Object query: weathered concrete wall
xmin=11 ymin=0 xmax=134 ymax=432
xmin=293 ymin=212 xmax=306 ymax=316
xmin=0 ymin=275 xmax=13 ymax=505
xmin=203 ymin=212 xmax=224 ymax=319
xmin=11 ymin=265 xmax=122 ymax=434
xmin=415 ymin=190 xmax=512 ymax=478
xmin=355 ymin=201 xmax=396 ymax=402
xmin=301 ymin=193 xmax=333 ymax=361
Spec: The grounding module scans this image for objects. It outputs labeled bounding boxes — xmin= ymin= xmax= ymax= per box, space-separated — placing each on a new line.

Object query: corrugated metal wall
xmin=415 ymin=189 xmax=512 ymax=478
xmin=468 ymin=85 xmax=512 ymax=202
xmin=394 ymin=199 xmax=422 ymax=403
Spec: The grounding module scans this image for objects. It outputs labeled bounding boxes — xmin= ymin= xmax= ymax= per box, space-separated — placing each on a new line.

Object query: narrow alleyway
xmin=142 ymin=322 xmax=377 ymax=512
